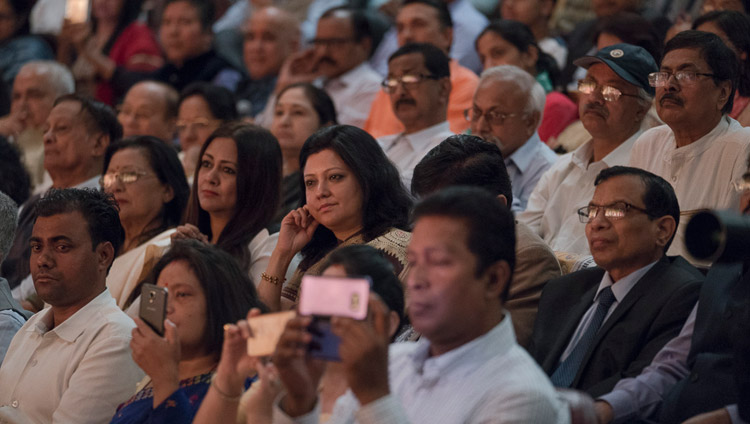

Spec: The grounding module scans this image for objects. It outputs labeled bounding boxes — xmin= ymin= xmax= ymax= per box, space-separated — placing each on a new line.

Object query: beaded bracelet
xmin=261 ymin=272 xmax=284 ymax=286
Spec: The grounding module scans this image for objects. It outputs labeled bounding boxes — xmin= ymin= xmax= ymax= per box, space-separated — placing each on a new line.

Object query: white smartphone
xmin=65 ymin=0 xmax=90 ymax=24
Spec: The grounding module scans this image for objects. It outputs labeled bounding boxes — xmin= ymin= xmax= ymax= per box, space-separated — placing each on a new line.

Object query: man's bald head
xmin=243 ymin=7 xmax=300 ymax=79
xmin=118 ymin=81 xmax=178 ymax=142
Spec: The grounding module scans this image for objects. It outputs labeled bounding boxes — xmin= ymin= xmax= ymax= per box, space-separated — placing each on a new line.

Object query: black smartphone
xmin=139 ymin=283 xmax=168 ymax=336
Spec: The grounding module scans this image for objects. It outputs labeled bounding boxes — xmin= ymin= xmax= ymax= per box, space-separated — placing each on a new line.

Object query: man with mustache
xmin=377 ymin=43 xmax=453 ymax=188
xmin=628 ymin=30 xmax=750 ymax=265
xmin=469 ymin=65 xmax=557 ymax=211
xmin=518 ymin=44 xmax=656 ymax=254
xmin=268 ymin=7 xmax=380 ymax=128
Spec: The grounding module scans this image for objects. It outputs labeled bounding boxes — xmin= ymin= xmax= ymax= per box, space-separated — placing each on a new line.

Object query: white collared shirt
xmin=0 ymin=289 xmax=144 ymax=423
xmin=518 ymin=131 xmax=642 ymax=255
xmin=559 ymin=261 xmax=658 ymax=362
xmin=378 ymin=121 xmax=453 ymax=189
xmin=505 ymin=132 xmax=559 ymax=212
xmin=273 ymin=315 xmax=569 ymax=424
xmin=629 ymin=116 xmax=750 ymax=264
xmin=320 ymin=63 xmax=382 ymax=128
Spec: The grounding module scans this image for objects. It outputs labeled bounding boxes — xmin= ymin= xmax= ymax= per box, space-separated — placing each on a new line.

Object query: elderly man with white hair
xmin=0 ymin=61 xmax=74 ymax=189
xmin=468 ymin=64 xmax=557 ymax=211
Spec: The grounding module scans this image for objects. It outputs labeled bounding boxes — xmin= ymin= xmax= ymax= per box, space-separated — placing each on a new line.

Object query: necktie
xmin=550 ymin=286 xmax=616 ymax=387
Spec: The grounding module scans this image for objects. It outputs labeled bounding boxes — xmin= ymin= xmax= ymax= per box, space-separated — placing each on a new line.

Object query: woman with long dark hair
xmin=258 ymin=125 xmax=413 ymax=311
xmin=174 ymin=122 xmax=283 ymax=286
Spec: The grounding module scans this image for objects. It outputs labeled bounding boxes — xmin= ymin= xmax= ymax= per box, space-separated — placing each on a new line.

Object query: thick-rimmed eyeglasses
xmin=577 ymin=201 xmax=653 ymax=223
xmin=648 ymin=71 xmax=716 ymax=87
xmin=463 ymin=107 xmax=524 ymax=126
xmin=100 ymin=171 xmax=154 ymax=189
xmin=577 ymin=80 xmax=640 ymax=102
xmin=381 ymin=74 xmax=439 ymax=93
xmin=311 ymin=37 xmax=356 ymax=48
xmin=175 ymin=118 xmax=220 ymax=133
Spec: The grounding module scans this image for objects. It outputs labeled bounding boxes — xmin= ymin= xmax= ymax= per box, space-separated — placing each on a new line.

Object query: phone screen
xmin=65 ymin=0 xmax=90 ymax=24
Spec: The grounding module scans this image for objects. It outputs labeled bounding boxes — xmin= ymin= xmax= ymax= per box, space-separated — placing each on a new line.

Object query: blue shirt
xmin=505 ymin=132 xmax=558 ymax=212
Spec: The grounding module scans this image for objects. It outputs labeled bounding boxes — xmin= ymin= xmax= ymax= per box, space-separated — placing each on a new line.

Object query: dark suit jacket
xmin=528 ymin=255 xmax=702 ymax=397
xmin=658 ymin=262 xmax=750 ymax=423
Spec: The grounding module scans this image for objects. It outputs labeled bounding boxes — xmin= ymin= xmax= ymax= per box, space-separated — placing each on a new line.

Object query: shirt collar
xmin=401 ymin=121 xmax=451 ymax=151
xmin=28 ymin=289 xmax=115 ymax=342
xmin=506 ymin=132 xmax=542 ymax=174
xmin=669 ymin=115 xmax=731 ymax=158
xmin=571 ymin=129 xmax=642 ymax=170
xmin=597 ymin=260 xmax=658 ymax=304
xmin=408 ymin=313 xmax=515 ymax=378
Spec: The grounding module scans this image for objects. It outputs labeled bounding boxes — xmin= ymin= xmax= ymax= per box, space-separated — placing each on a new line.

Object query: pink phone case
xmin=298 ymin=276 xmax=370 ymax=320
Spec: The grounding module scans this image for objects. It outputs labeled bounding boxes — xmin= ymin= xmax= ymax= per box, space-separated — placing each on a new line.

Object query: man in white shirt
xmin=0 ymin=188 xmax=144 ymax=423
xmin=4 ymin=95 xmax=121 ymax=305
xmin=272 ymin=7 xmax=381 ymax=128
xmin=628 ymin=30 xmax=750 ymax=264
xmin=272 ymin=186 xmax=569 ymax=424
xmin=0 ymin=61 xmax=74 ymax=189
xmin=377 ymin=43 xmax=453 ymax=188
xmin=469 ymin=65 xmax=557 ymax=211
xmin=518 ymin=43 xmax=657 ymax=254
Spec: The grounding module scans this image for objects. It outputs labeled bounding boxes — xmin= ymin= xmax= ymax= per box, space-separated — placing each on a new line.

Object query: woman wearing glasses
xmin=102 ymin=136 xmax=190 ymax=313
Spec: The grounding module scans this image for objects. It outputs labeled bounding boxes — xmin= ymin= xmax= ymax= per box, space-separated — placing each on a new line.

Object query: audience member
xmin=628 ymin=31 xmax=750 ymax=264
xmin=377 ymin=43 xmax=453 ymax=188
xmin=110 ymin=240 xmax=266 ymax=423
xmin=519 ymin=44 xmax=656 ymax=254
xmin=270 ymin=83 xmax=337 ymax=225
xmin=411 ymin=134 xmax=561 ymax=348
xmin=176 ymin=82 xmax=238 ymax=180
xmin=118 ymin=81 xmax=179 ymax=142
xmin=192 ymin=244 xmax=406 ymax=423
xmin=57 ymin=0 xmax=163 ymax=105
xmin=102 ymin=137 xmax=190 ymax=312
xmin=370 ymin=0 xmax=488 ymax=75
xmin=173 ymin=123 xmax=282 ymax=287
xmin=500 ymin=0 xmax=568 ymax=69
xmin=258 ymin=125 xmax=412 ymax=311
xmin=271 ymin=7 xmax=380 ymax=128
xmin=109 ymin=0 xmax=243 ymax=100
xmin=364 ymin=0 xmax=479 ymax=138
xmin=0 ymin=0 xmax=53 ymax=87
xmin=596 ymin=160 xmax=750 ymax=423
xmin=4 ymin=95 xmax=122 ymax=304
xmin=236 ymin=7 xmax=300 ymax=118
xmin=0 ymin=188 xmax=143 ymax=423
xmin=272 ymin=186 xmax=568 ymax=423
xmin=0 ymin=137 xmax=31 ymax=206
xmin=529 ymin=166 xmax=702 ymax=396
xmin=475 ymin=20 xmax=579 ymax=143
xmin=693 ymin=10 xmax=750 ymax=126
xmin=469 ymin=65 xmax=557 ymax=211
xmin=0 ymin=191 xmax=30 ymax=365
xmin=0 ymin=61 xmax=74 ymax=189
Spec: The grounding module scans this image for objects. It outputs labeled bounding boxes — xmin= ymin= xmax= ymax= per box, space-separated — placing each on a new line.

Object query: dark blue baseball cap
xmin=574 ymin=43 xmax=658 ymax=96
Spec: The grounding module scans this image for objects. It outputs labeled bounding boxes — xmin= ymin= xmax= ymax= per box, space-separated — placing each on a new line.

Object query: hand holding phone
xmin=140 ymin=283 xmax=168 ymax=336
xmin=298 ymin=276 xmax=370 ymax=361
xmin=246 ymin=310 xmax=296 ymax=357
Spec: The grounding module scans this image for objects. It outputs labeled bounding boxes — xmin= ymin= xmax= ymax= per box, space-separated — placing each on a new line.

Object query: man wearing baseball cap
xmin=519 ymin=43 xmax=658 ymax=255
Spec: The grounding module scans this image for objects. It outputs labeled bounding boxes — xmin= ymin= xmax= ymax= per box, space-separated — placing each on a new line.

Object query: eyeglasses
xmin=733 ymin=173 xmax=750 ymax=192
xmin=175 ymin=118 xmax=220 ymax=133
xmin=311 ymin=37 xmax=356 ymax=48
xmin=381 ymin=74 xmax=439 ymax=93
xmin=100 ymin=171 xmax=155 ymax=188
xmin=577 ymin=201 xmax=653 ymax=223
xmin=577 ymin=80 xmax=640 ymax=102
xmin=648 ymin=71 xmax=716 ymax=87
xmin=463 ymin=107 xmax=524 ymax=126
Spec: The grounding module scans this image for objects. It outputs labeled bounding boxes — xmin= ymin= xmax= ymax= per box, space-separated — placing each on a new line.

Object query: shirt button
xmin=672 ymin=176 xmax=677 ymax=182
xmin=690 ymin=372 xmax=699 ymax=382
xmin=30 ymin=359 xmax=37 ymax=367
xmin=11 ymin=400 xmax=18 ymax=408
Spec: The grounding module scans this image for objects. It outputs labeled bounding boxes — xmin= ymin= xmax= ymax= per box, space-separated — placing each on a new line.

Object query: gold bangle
xmin=261 ymin=272 xmax=284 ymax=286
xmin=210 ymin=374 xmax=242 ymax=402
